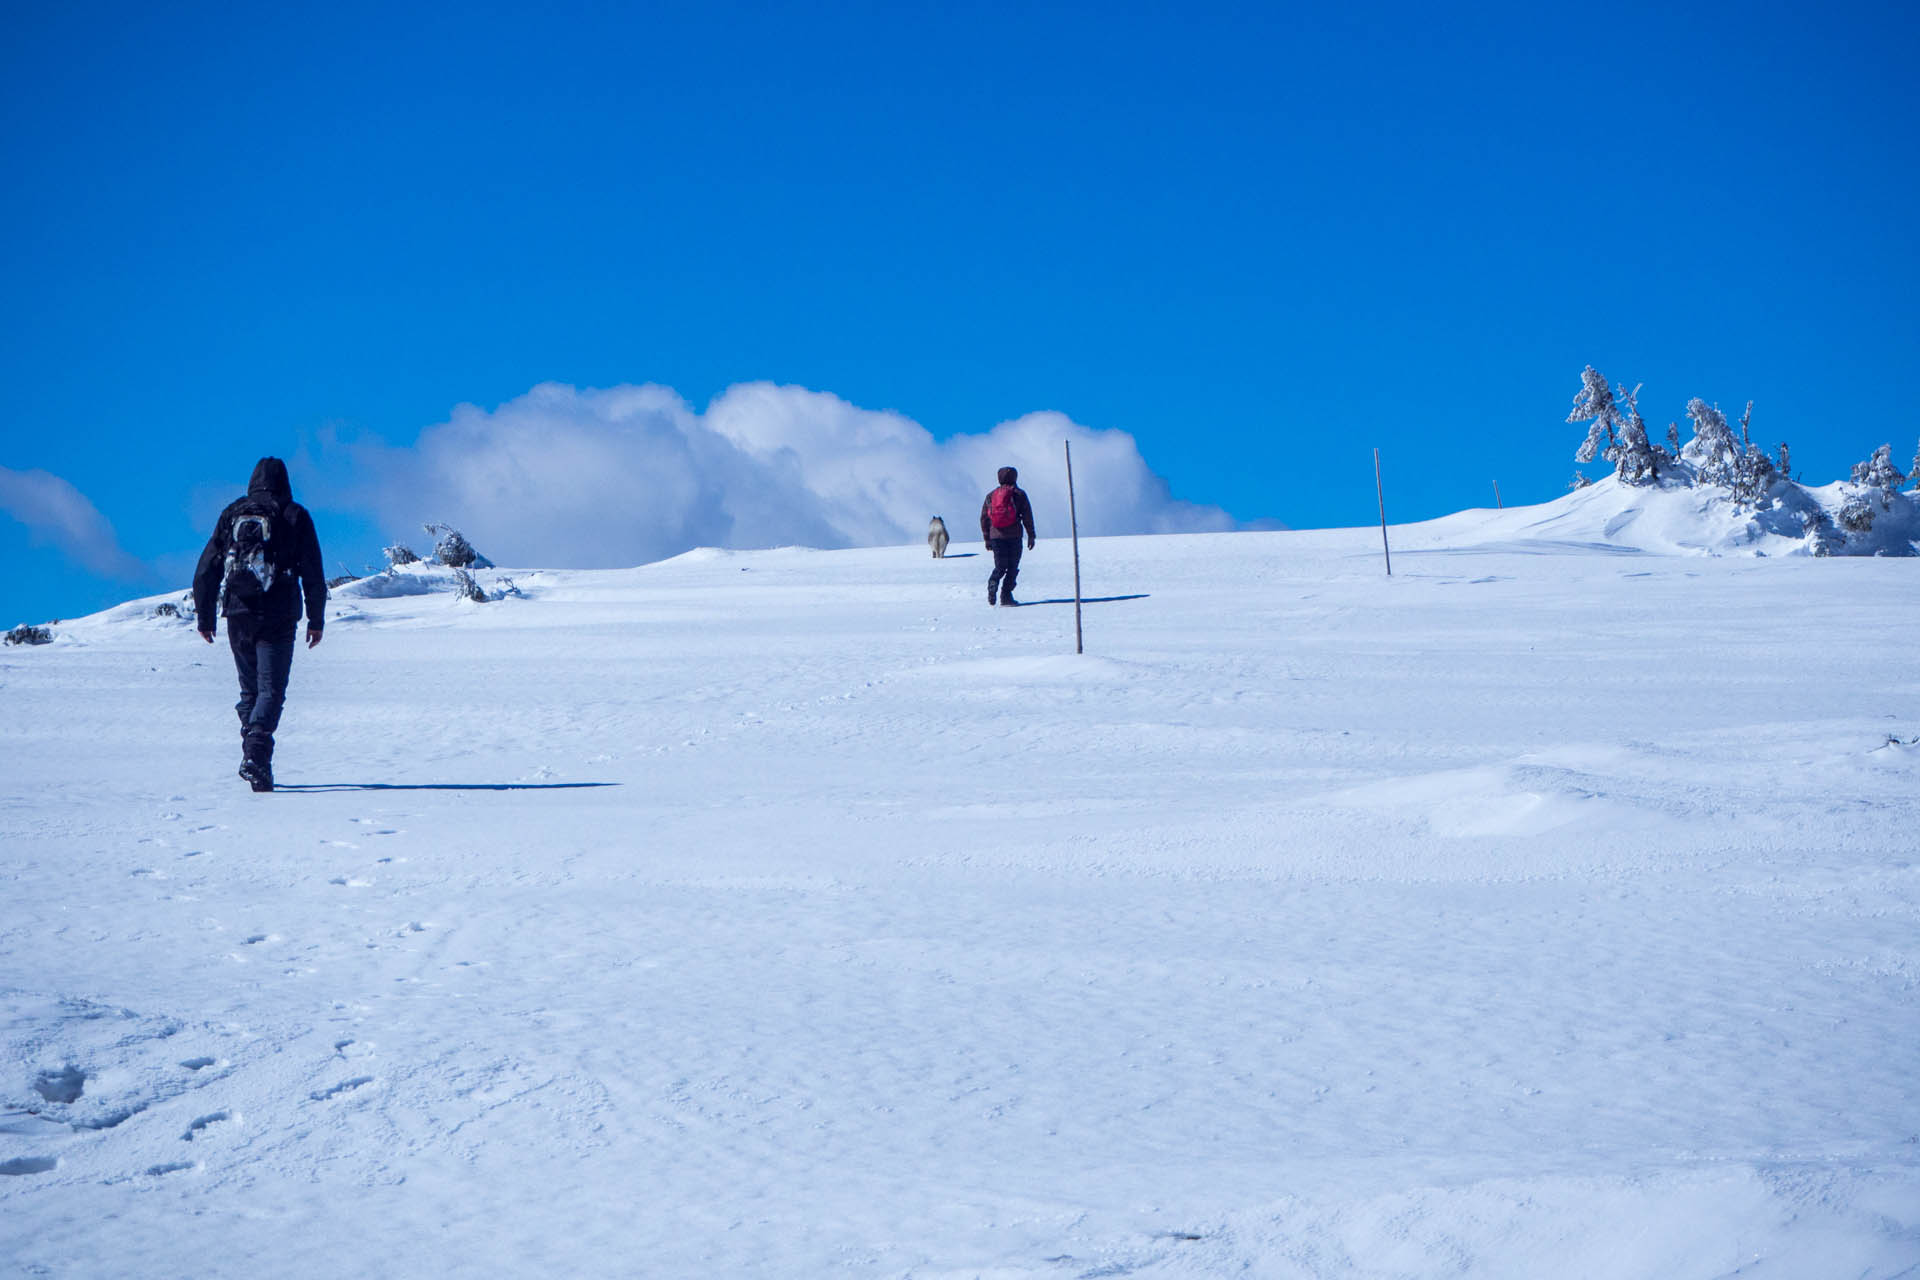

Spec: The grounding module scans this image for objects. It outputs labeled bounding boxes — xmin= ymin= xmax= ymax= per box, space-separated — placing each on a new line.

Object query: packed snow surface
xmin=4 ymin=513 xmax=1918 ymax=1278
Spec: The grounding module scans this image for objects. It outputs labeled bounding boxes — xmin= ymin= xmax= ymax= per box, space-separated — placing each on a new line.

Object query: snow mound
xmin=1408 ymin=472 xmax=1920 ymax=557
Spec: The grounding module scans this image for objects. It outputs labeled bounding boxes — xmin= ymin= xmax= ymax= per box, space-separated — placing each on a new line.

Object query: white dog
xmin=927 ymin=516 xmax=950 ymax=558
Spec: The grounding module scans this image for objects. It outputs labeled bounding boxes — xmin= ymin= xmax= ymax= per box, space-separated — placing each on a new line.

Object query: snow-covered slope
xmin=4 ymin=520 xmax=1918 ymax=1278
xmin=1404 ymin=472 xmax=1920 ymax=559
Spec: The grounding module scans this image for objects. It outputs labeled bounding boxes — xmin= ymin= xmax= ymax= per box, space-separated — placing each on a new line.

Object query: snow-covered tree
xmin=1722 ymin=403 xmax=1776 ymax=507
xmin=1569 ymin=368 xmax=1663 ymax=485
xmin=1682 ymin=399 xmax=1741 ymax=487
xmin=1569 ymin=367 xmax=1620 ymax=466
xmin=384 ymin=543 xmax=420 ymax=567
xmin=1610 ymin=383 xmax=1667 ymax=485
xmin=1777 ymin=443 xmax=1791 ymax=479
xmin=1568 ymin=471 xmax=1593 ymax=491
xmin=1851 ymin=443 xmax=1907 ymax=492
xmin=1911 ymin=440 xmax=1920 ymax=490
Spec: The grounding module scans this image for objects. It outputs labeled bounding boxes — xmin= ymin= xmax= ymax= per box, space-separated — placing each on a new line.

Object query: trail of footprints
xmin=9 ymin=815 xmax=420 ymax=1181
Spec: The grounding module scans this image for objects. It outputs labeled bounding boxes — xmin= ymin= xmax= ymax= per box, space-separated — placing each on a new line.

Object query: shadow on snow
xmin=273 ymin=782 xmax=620 ymax=793
xmin=1007 ymin=594 xmax=1150 ymax=606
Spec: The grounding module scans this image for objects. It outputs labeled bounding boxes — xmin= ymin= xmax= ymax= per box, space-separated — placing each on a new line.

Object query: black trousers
xmin=988 ymin=538 xmax=1023 ymax=598
xmin=229 ymin=614 xmax=297 ymax=762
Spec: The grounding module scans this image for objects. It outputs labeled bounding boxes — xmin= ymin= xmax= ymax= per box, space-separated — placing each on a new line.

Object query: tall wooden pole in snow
xmin=1493 ymin=480 xmax=1503 ymax=508
xmin=1065 ymin=439 xmax=1083 ymax=655
xmin=1374 ymin=447 xmax=1393 ymax=577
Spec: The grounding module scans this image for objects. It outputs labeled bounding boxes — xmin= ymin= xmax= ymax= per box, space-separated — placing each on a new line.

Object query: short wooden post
xmin=1374 ymin=447 xmax=1392 ymax=577
xmin=1065 ymin=439 xmax=1084 ymax=654
xmin=1493 ymin=480 xmax=1502 ymax=508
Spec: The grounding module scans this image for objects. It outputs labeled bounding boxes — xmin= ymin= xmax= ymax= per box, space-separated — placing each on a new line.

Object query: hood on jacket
xmin=997 ymin=466 xmax=1018 ymax=486
xmin=248 ymin=457 xmax=292 ymax=504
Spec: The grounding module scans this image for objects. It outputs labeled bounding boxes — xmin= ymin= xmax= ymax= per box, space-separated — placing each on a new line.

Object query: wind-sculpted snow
xmin=2 ymin=523 xmax=1917 ymax=1277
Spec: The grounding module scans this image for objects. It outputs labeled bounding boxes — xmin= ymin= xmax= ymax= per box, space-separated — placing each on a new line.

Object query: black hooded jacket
xmin=191 ymin=458 xmax=328 ymax=631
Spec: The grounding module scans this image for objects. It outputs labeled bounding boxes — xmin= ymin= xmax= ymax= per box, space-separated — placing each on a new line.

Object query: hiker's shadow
xmin=937 ymin=552 xmax=980 ymax=559
xmin=1011 ymin=594 xmax=1150 ymax=606
xmin=274 ymin=782 xmax=620 ymax=793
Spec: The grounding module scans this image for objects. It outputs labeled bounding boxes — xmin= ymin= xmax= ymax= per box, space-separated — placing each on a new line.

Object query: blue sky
xmin=3 ymin=0 xmax=1915 ymax=624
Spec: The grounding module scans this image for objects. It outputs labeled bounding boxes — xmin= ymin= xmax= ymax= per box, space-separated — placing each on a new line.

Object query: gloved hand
xmin=1027 ymin=536 xmax=1036 ymax=551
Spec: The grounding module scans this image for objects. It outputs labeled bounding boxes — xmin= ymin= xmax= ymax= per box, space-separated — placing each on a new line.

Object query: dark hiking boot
xmin=1000 ymin=591 xmax=1018 ymax=607
xmin=987 ymin=584 xmax=998 ymax=606
xmin=238 ymin=760 xmax=274 ymax=792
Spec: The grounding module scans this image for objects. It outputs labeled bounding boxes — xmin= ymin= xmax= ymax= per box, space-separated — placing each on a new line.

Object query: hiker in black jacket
xmin=979 ymin=465 xmax=1036 ymax=606
xmin=191 ymin=457 xmax=327 ymax=792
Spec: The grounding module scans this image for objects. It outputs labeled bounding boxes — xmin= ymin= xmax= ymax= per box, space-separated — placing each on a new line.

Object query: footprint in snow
xmin=0 ymin=1156 xmax=59 ymax=1176
xmin=34 ymin=1066 xmax=86 ymax=1104
xmin=181 ymin=1111 xmax=234 ymax=1141
xmin=309 ymin=1076 xmax=373 ymax=1102
xmin=329 ymin=877 xmax=372 ymax=888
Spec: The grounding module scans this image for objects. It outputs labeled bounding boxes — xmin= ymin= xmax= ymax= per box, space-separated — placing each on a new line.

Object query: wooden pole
xmin=1493 ymin=479 xmax=1502 ymax=508
xmin=1065 ymin=439 xmax=1083 ymax=655
xmin=1373 ymin=447 xmax=1392 ymax=577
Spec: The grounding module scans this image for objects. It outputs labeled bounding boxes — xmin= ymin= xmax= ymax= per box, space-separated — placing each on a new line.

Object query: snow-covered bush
xmin=384 ymin=543 xmax=419 ymax=567
xmin=1837 ymin=492 xmax=1878 ymax=534
xmin=1911 ymin=441 xmax=1920 ymax=490
xmin=1568 ymin=472 xmax=1593 ymax=491
xmin=5 ymin=624 xmax=53 ymax=646
xmin=451 ymin=568 xmax=490 ymax=603
xmin=1801 ymin=509 xmax=1845 ymax=557
xmin=423 ymin=524 xmax=492 ymax=569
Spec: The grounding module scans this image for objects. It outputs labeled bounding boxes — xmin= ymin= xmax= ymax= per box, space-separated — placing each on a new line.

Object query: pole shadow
xmin=274 ymin=782 xmax=620 ymax=793
xmin=936 ymin=552 xmax=980 ymax=559
xmin=1007 ymin=594 xmax=1150 ymax=607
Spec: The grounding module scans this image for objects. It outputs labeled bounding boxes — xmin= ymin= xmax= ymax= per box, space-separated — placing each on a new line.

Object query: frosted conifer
xmin=1568 ymin=367 xmax=1620 ymax=465
xmin=1683 ymin=399 xmax=1740 ymax=488
xmin=1912 ymin=440 xmax=1920 ymax=489
xmin=1568 ymin=472 xmax=1592 ymax=491
xmin=1850 ymin=444 xmax=1906 ymax=492
xmin=1777 ymin=443 xmax=1791 ymax=479
xmin=1610 ymin=383 xmax=1663 ymax=485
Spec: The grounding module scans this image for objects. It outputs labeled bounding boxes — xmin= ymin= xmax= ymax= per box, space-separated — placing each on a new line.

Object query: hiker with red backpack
xmin=979 ymin=466 xmax=1036 ymax=606
xmin=191 ymin=457 xmax=328 ymax=792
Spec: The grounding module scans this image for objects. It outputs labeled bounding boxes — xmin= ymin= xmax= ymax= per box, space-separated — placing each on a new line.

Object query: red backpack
xmin=988 ymin=485 xmax=1020 ymax=530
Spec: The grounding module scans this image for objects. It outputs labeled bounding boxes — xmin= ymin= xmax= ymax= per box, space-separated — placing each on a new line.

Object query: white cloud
xmin=330 ymin=381 xmax=1239 ymax=567
xmin=0 ymin=466 xmax=147 ymax=579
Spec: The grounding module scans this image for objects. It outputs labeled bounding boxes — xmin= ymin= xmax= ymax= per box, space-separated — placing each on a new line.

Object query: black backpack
xmin=222 ymin=496 xmax=285 ymax=606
